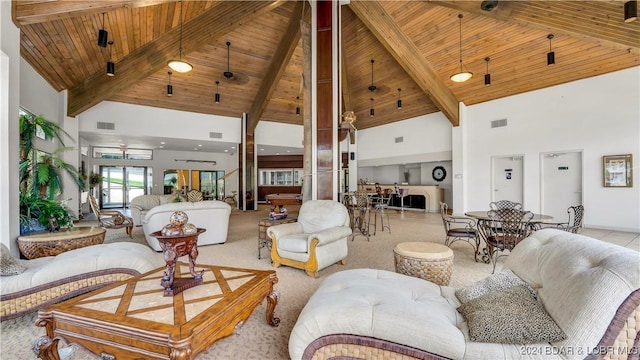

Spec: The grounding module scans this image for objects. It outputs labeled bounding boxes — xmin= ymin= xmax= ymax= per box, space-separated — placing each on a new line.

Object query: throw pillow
xmin=458 ymin=285 xmax=566 ymax=344
xmin=1 ymin=243 xmax=27 ymax=276
xmin=455 ymin=269 xmax=535 ymax=304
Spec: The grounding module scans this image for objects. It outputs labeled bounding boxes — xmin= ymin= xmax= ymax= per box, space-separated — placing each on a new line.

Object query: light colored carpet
xmin=0 ymin=208 xmax=498 ymax=359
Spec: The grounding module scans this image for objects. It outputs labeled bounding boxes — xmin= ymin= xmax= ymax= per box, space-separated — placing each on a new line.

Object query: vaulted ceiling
xmin=13 ymin=0 xmax=640 ymax=140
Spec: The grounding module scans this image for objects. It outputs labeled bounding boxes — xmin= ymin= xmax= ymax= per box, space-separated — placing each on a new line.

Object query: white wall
xmin=255 ymin=121 xmax=304 ymax=149
xmin=464 ymin=67 xmax=639 ymax=232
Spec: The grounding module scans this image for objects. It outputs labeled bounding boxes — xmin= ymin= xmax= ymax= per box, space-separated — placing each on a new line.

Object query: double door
xmin=100 ymin=166 xmax=148 ymax=209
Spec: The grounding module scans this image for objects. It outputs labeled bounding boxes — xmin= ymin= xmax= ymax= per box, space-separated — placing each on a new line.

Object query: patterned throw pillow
xmin=112 ymin=213 xmax=125 ymax=225
xmin=457 ymin=285 xmax=566 ymax=344
xmin=455 ymin=269 xmax=535 ymax=304
xmin=1 ymin=243 xmax=27 ymax=276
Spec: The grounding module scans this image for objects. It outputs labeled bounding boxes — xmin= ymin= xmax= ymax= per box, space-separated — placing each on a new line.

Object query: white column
xmin=452 ymin=102 xmax=467 ymax=213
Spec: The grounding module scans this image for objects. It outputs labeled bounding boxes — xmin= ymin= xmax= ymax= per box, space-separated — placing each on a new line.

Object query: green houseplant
xmin=19 ymin=113 xmax=80 ymax=234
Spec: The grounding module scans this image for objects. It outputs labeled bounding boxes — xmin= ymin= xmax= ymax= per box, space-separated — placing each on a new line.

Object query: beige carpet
xmin=0 ymin=207 xmax=498 ymax=359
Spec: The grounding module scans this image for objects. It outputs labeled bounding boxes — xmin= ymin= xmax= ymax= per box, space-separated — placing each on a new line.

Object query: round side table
xmin=393 ymin=242 xmax=454 ymax=286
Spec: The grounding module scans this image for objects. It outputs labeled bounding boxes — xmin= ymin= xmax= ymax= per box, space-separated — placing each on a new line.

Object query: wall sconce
xmin=214 ymin=80 xmax=220 ymax=103
xmin=625 ymin=1 xmax=637 ymax=23
xmin=547 ymin=34 xmax=555 ymax=66
xmin=397 ymin=88 xmax=402 ymax=109
xmin=106 ymin=40 xmax=115 ymax=76
xmin=370 ymin=98 xmax=375 ymax=117
xmin=295 ymin=96 xmax=300 ymax=115
xmin=98 ymin=12 xmax=108 ymax=47
xmin=484 ymin=57 xmax=491 ymax=86
xmin=167 ymin=71 xmax=173 ymax=96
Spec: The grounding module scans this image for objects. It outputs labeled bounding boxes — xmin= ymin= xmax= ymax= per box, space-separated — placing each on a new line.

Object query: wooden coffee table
xmin=35 ymin=262 xmax=279 ymax=360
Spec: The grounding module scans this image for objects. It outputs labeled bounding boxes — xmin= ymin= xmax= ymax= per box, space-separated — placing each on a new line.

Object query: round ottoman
xmin=393 ymin=242 xmax=454 ymax=286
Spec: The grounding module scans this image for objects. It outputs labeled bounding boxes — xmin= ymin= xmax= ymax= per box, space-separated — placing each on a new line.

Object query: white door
xmin=492 ymin=156 xmax=524 ymax=205
xmin=542 ymin=151 xmax=582 ymax=221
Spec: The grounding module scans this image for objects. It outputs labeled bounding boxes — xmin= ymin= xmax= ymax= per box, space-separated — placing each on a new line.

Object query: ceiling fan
xmin=222 ymin=41 xmax=250 ymax=85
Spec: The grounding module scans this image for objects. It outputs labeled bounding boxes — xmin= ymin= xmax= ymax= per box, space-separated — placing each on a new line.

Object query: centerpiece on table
xmin=150 ymin=211 xmax=206 ymax=296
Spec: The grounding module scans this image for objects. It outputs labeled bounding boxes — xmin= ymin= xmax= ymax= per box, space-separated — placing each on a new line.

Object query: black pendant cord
xmin=458 ymin=14 xmax=463 ymax=71
xmin=178 ymin=0 xmax=184 ymax=59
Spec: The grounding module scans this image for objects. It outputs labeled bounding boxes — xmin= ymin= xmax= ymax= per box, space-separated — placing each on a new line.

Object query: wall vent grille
xmin=491 ymin=119 xmax=507 ymax=128
xmin=209 ymin=132 xmax=222 ymax=139
xmin=96 ymin=122 xmax=115 ymax=130
xmin=394 ymin=136 xmax=404 ymax=143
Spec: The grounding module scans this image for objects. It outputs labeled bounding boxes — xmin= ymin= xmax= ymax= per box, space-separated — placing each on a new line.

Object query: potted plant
xmin=19 ymin=113 xmax=80 ymax=234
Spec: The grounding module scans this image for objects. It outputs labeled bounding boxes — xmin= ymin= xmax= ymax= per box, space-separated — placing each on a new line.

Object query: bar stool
xmin=374 ymin=190 xmax=392 ymax=234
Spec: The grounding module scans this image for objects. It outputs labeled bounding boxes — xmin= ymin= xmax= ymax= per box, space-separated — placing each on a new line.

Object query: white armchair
xmin=267 ymin=200 xmax=352 ymax=277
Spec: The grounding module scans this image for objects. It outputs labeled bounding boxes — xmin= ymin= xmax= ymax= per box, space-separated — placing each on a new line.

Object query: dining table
xmin=464 ymin=210 xmax=553 ymax=263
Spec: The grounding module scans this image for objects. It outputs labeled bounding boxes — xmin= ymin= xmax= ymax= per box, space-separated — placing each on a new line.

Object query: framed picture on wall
xmin=603 ymin=154 xmax=633 ymax=187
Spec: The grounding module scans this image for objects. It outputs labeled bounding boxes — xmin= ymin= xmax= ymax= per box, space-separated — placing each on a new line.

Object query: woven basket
xmin=18 ymin=228 xmax=106 ymax=260
xmin=393 ymin=251 xmax=453 ymax=286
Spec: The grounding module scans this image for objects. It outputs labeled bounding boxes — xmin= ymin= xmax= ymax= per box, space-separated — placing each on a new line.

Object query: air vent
xmin=394 ymin=136 xmax=404 ymax=143
xmin=491 ymin=119 xmax=507 ymax=128
xmin=209 ymin=132 xmax=222 ymax=139
xmin=96 ymin=122 xmax=115 ymax=130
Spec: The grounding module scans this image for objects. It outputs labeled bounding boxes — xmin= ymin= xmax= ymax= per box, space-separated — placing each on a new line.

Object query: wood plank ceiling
xmin=14 ymin=0 xmax=640 ymax=135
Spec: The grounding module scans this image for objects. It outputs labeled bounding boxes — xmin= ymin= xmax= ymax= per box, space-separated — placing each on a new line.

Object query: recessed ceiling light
xmin=276 ymin=153 xmax=280 ymax=155
xmin=198 ymin=144 xmax=202 ymax=147
xmin=194 ymin=148 xmax=198 ymax=150
xmin=159 ymin=146 xmax=164 ymax=148
xmin=287 ymin=150 xmax=290 ymax=153
xmin=160 ymin=141 xmax=165 ymax=145
xmin=231 ymin=146 xmax=236 ymax=149
xmin=224 ymin=149 xmax=228 ymax=152
xmin=260 ymin=148 xmax=264 ymax=151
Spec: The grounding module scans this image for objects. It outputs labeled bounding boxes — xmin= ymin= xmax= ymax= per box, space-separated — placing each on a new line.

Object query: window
xmin=259 ymin=169 xmax=303 ymax=186
xmin=19 ymin=108 xmax=50 ymax=141
xmin=92 ymin=146 xmax=153 ymax=160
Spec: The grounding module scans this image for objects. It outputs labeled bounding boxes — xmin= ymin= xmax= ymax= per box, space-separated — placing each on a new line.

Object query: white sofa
xmin=289 ymin=229 xmax=640 ymax=360
xmin=1 ymin=242 xmax=163 ymax=321
xmin=130 ymin=194 xmax=175 ymax=226
xmin=142 ymin=200 xmax=231 ymax=251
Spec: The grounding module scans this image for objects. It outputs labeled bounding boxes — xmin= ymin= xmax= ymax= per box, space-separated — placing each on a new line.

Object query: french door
xmin=100 ymin=166 xmax=148 ymax=209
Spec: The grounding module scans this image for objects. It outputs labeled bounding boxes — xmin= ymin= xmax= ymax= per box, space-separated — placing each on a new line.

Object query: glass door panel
xmin=100 ymin=166 xmax=147 ymax=209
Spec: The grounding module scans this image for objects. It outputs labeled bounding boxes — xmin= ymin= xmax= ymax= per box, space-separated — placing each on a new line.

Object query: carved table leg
xmin=32 ymin=336 xmax=61 ymax=360
xmin=265 ymin=290 xmax=280 ymax=327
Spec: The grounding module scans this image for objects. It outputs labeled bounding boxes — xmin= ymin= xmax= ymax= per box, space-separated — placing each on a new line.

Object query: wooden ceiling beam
xmin=13 ymin=0 xmax=169 ymax=26
xmin=348 ymin=0 xmax=460 ymax=126
xmin=432 ymin=1 xmax=640 ymax=55
xmin=247 ymin=1 xmax=308 ymax=134
xmin=67 ymin=1 xmax=285 ymax=117
xmin=340 ymin=39 xmax=352 ymax=113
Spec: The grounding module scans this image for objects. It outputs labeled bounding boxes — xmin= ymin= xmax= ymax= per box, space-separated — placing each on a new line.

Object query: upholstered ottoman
xmin=393 ymin=242 xmax=454 ymax=285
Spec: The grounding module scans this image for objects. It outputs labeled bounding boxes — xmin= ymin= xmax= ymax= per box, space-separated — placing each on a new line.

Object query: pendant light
xmin=214 ymin=80 xmax=220 ymax=103
xmin=625 ymin=1 xmax=637 ymax=23
xmin=98 ymin=12 xmax=108 ymax=47
xmin=224 ymin=41 xmax=234 ymax=79
xmin=295 ymin=96 xmax=301 ymax=115
xmin=106 ymin=41 xmax=115 ymax=76
xmin=547 ymin=34 xmax=555 ymax=66
xmin=368 ymin=59 xmax=377 ymax=92
xmin=484 ymin=57 xmax=491 ymax=86
xmin=167 ymin=71 xmax=173 ymax=96
xmin=450 ymin=14 xmax=473 ymax=83
xmin=370 ymin=98 xmax=375 ymax=117
xmin=397 ymin=88 xmax=402 ymax=109
xmin=167 ymin=0 xmax=193 ymax=73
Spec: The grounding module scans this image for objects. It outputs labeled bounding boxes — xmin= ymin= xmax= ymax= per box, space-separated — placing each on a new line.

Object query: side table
xmin=258 ymin=216 xmax=297 ymax=259
xmin=393 ymin=242 xmax=454 ymax=286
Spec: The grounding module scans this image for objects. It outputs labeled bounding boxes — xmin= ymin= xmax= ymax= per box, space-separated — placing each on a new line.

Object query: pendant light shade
xmin=368 ymin=59 xmax=377 ymax=92
xmin=98 ymin=13 xmax=108 ymax=47
xmin=214 ymin=80 xmax=220 ymax=103
xmin=484 ymin=57 xmax=491 ymax=86
xmin=370 ymin=98 xmax=375 ymax=117
xmin=450 ymin=14 xmax=473 ymax=83
xmin=547 ymin=34 xmax=555 ymax=66
xmin=167 ymin=71 xmax=173 ymax=97
xmin=167 ymin=0 xmax=193 ymax=73
xmin=397 ymin=88 xmax=402 ymax=109
xmin=106 ymin=40 xmax=115 ymax=76
xmin=295 ymin=96 xmax=300 ymax=115
xmin=625 ymin=1 xmax=637 ymax=23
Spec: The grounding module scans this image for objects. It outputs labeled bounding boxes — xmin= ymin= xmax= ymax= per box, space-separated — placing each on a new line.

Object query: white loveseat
xmin=142 ymin=200 xmax=231 ymax=251
xmin=130 ymin=194 xmax=175 ymax=226
xmin=289 ymin=229 xmax=640 ymax=360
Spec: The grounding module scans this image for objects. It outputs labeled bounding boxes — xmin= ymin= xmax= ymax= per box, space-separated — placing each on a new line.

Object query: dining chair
xmin=351 ymin=190 xmax=374 ymax=241
xmin=485 ymin=208 xmax=534 ymax=273
xmin=373 ymin=191 xmax=393 ymax=234
xmin=88 ymin=194 xmax=133 ymax=238
xmin=542 ymin=205 xmax=584 ymax=233
xmin=186 ymin=189 xmax=204 ymax=202
xmin=439 ymin=202 xmax=480 ymax=262
xmin=489 ymin=200 xmax=523 ymax=211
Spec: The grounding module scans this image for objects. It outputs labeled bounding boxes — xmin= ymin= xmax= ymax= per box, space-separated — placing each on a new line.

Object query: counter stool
xmin=393 ymin=242 xmax=454 ymax=286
